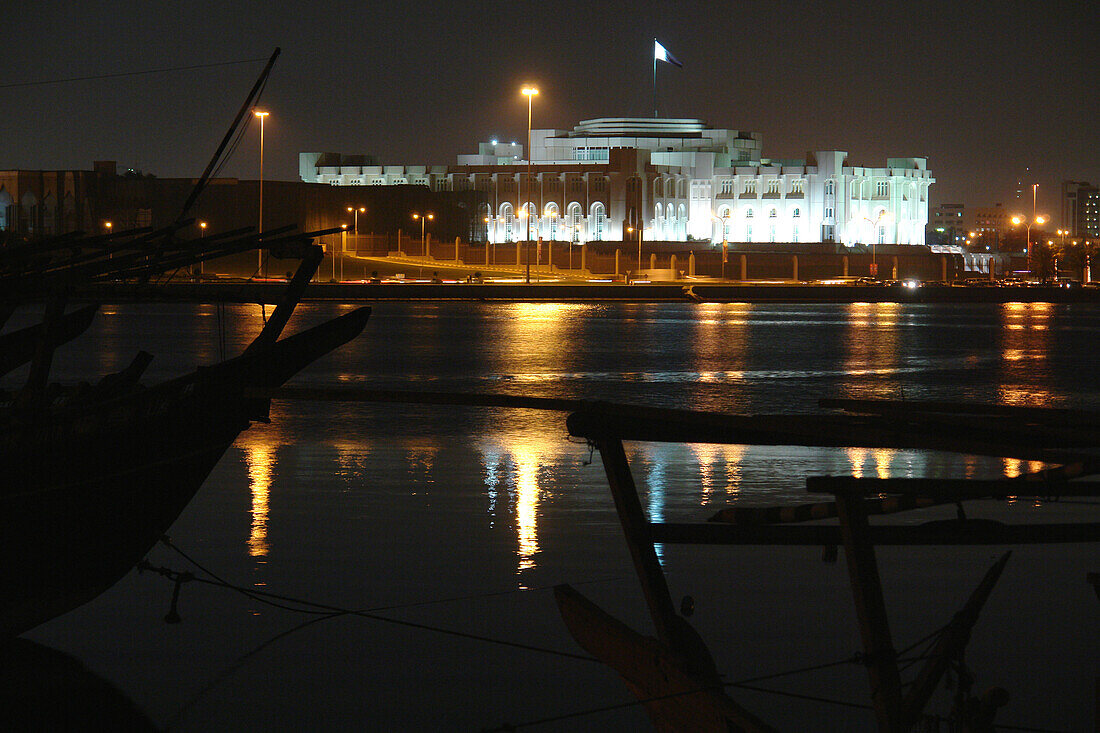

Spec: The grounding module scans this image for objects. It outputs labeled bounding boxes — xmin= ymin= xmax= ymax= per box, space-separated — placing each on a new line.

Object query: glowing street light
xmin=412 ymin=212 xmax=434 ymax=257
xmin=104 ymin=221 xmax=113 ymax=233
xmin=347 ymin=206 xmax=366 ymax=235
xmin=522 ymin=86 xmax=538 ymax=283
xmin=1011 ymin=214 xmax=1047 ymax=274
xmin=199 ymin=221 xmax=208 ymax=238
xmin=254 ymin=110 xmax=269 ymax=276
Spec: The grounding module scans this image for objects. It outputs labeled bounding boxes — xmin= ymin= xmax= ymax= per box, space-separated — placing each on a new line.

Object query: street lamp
xmin=1011 ymin=214 xmax=1047 ymax=275
xmin=522 ymin=86 xmax=538 ymax=284
xmin=856 ymin=211 xmax=893 ymax=277
xmin=347 ymin=206 xmax=366 ymax=235
xmin=412 ymin=212 xmax=434 ymax=257
xmin=254 ymin=110 xmax=269 ymax=276
xmin=198 ymin=221 xmax=208 ymax=276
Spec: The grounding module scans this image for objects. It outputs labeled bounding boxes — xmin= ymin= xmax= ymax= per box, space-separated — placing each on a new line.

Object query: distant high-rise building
xmin=1062 ymin=180 xmax=1099 ymax=237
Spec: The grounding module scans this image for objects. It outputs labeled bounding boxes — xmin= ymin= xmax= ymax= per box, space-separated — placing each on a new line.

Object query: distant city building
xmin=969 ymin=203 xmax=1010 ymax=247
xmin=928 ymin=202 xmax=965 ymax=245
xmin=1061 ymin=180 xmax=1099 ymax=237
xmin=301 ymin=117 xmax=935 ymax=246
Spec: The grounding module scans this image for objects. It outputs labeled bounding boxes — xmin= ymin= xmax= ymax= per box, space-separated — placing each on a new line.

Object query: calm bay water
xmin=13 ymin=301 xmax=1100 ymax=731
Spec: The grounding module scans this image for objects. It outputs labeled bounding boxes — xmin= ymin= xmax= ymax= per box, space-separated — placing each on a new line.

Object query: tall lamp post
xmin=522 ymin=86 xmax=538 ymax=284
xmin=1011 ymin=214 xmax=1047 ymax=276
xmin=347 ymin=206 xmax=365 ymax=263
xmin=254 ymin=110 xmax=269 ymax=277
xmin=413 ymin=212 xmax=434 ymax=257
xmin=198 ymin=221 xmax=207 ymax=277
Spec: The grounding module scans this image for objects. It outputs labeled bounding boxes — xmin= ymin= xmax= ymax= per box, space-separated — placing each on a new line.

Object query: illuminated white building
xmin=300 ymin=117 xmax=934 ymax=246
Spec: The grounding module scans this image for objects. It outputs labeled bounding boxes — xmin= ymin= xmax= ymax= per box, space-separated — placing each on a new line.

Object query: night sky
xmin=4 ymin=1 xmax=1097 ymax=215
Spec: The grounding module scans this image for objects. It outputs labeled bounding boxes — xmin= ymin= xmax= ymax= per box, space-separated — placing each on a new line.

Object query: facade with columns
xmin=301 ymin=117 xmax=934 ymax=247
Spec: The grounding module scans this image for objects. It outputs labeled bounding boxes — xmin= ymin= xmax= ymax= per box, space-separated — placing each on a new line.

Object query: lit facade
xmin=301 ymin=117 xmax=934 ymax=246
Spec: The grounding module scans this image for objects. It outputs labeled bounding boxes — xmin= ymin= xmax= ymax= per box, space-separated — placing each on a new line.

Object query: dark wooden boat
xmin=1 ymin=241 xmax=370 ymax=637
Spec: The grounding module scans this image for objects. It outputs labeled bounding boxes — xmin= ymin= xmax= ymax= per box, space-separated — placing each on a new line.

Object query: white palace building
xmin=300 ymin=117 xmax=934 ymax=247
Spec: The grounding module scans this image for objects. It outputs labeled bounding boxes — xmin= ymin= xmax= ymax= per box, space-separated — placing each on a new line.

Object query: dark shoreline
xmin=80 ymin=281 xmax=1100 ymax=305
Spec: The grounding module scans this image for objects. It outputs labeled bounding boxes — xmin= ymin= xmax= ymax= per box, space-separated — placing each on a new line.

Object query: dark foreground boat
xmin=0 ymin=243 xmax=370 ymax=637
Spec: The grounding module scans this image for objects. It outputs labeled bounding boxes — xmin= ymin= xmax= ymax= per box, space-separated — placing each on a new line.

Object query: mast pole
xmin=653 ymin=38 xmax=658 ymax=118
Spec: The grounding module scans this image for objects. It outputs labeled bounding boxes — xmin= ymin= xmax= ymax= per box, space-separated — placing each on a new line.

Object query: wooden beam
xmin=901 ymin=552 xmax=1012 ymax=727
xmin=554 ymin=584 xmax=777 ymax=733
xmin=835 ymin=491 xmax=905 ymax=732
xmin=648 ymin=521 xmax=1100 ymax=546
xmin=594 ymin=435 xmax=681 ymax=650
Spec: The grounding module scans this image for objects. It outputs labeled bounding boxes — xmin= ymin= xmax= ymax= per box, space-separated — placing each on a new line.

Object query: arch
xmin=544 ymin=202 xmax=560 ymax=240
xmin=677 ymin=203 xmax=686 ymax=240
xmin=499 ymin=202 xmax=515 ymax=242
xmin=654 ymin=178 xmax=663 ymax=199
xmin=665 ymin=203 xmax=674 ymax=239
xmin=716 ymin=205 xmax=733 ymax=241
xmin=567 ymin=201 xmax=583 ymax=241
xmin=590 ymin=202 xmax=605 ymax=241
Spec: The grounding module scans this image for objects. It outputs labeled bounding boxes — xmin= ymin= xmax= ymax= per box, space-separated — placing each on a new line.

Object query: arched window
xmin=591 ymin=202 xmax=605 ymax=241
xmin=792 ymin=207 xmax=801 ymax=218
xmin=824 ymin=180 xmax=835 ymax=196
xmin=654 ymin=203 xmax=662 ymax=230
xmin=654 ymin=179 xmax=663 ymax=199
xmin=678 ymin=204 xmax=686 ymax=239
xmin=744 ymin=208 xmax=754 ymax=219
xmin=768 ymin=208 xmax=778 ymax=218
xmin=717 ymin=205 xmax=732 ymax=241
xmin=567 ymin=202 xmax=583 ymax=240
xmin=0 ymin=189 xmax=12 ymax=231
xmin=544 ymin=202 xmax=559 ymax=240
xmin=500 ymin=202 xmax=514 ymax=242
xmin=665 ymin=203 xmax=675 ymax=239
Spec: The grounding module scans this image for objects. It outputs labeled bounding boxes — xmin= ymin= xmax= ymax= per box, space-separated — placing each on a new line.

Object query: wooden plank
xmin=594 ymin=436 xmax=682 ymax=650
xmin=806 ymin=476 xmax=1100 ymax=498
xmin=271 ymin=386 xmax=583 ymax=412
xmin=566 ymin=405 xmax=1097 ymax=460
xmin=554 ymin=584 xmax=776 ymax=733
xmin=648 ymin=521 xmax=1100 ymax=546
xmin=834 ymin=491 xmax=905 ymax=732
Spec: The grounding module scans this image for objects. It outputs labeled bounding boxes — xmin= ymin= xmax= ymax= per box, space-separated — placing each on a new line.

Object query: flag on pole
xmin=654 ymin=40 xmax=682 ymax=68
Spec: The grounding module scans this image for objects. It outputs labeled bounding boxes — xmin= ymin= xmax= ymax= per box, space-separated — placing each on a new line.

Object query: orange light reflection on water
xmin=243 ymin=442 xmax=275 ymax=558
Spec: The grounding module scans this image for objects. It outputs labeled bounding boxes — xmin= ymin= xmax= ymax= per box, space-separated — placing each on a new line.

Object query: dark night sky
xmin=4 ymin=1 xmax=1097 ymax=214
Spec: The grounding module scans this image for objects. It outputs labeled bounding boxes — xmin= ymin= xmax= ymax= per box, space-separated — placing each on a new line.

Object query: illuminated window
xmin=500 ymin=203 xmax=515 ymax=241
xmin=876 ymin=181 xmax=889 ymax=197
xmin=824 ymin=180 xmax=835 ymax=195
xmin=592 ymin=203 xmax=605 ymax=240
xmin=792 ymin=208 xmax=801 ymax=217
xmin=825 ymin=206 xmax=834 ymax=219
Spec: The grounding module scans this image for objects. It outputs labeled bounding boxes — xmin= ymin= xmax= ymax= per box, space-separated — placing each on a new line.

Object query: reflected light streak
xmin=244 ymin=443 xmax=275 ymax=557
xmin=847 ymin=447 xmax=868 ymax=479
xmin=512 ymin=446 xmax=541 ymax=572
xmin=689 ymin=443 xmax=746 ymax=505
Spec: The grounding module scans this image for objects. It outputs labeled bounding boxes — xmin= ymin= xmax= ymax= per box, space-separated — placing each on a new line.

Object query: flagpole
xmin=652 ymin=37 xmax=658 ymax=118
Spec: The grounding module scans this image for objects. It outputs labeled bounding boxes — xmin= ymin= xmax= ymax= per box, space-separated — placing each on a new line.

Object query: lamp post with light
xmin=412 ymin=212 xmax=433 ymax=257
xmin=254 ymin=110 xmax=269 ymax=276
xmin=522 ymin=86 xmax=538 ymax=284
xmin=199 ymin=221 xmax=207 ymax=276
xmin=1011 ymin=214 xmax=1047 ymax=276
